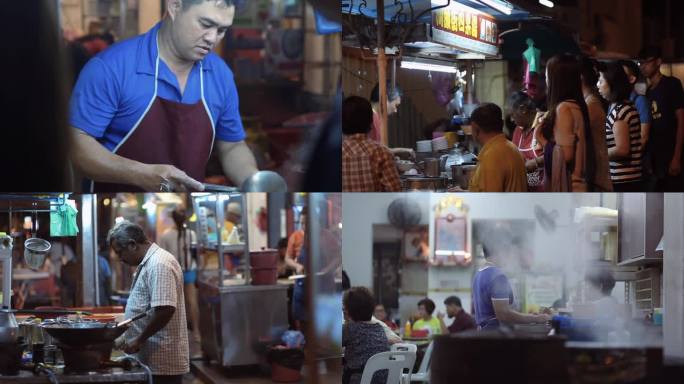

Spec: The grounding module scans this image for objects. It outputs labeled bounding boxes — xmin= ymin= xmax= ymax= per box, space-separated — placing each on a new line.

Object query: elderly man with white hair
xmin=108 ymin=220 xmax=188 ymax=384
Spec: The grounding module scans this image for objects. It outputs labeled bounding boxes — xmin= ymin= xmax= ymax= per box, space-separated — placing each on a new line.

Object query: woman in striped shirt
xmin=597 ymin=62 xmax=643 ymax=191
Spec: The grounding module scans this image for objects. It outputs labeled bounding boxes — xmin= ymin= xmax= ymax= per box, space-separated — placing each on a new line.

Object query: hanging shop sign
xmin=430 ymin=1 xmax=499 ymax=57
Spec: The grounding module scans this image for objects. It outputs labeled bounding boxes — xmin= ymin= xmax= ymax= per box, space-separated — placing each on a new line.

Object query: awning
xmin=343 ymin=1 xmax=580 ymax=61
xmin=341 ymin=0 xmax=532 ymax=23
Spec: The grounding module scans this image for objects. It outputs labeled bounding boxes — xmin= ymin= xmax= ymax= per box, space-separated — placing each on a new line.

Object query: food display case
xmin=191 ymin=193 xmax=289 ymax=367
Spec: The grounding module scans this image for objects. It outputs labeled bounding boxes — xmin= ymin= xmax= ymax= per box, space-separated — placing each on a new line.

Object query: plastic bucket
xmin=251 ymin=268 xmax=277 ymax=285
xmin=249 ymin=249 xmax=279 ymax=269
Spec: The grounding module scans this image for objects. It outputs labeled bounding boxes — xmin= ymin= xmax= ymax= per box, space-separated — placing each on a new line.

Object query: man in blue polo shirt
xmin=472 ymin=227 xmax=550 ymax=330
xmin=70 ymin=0 xmax=258 ymax=192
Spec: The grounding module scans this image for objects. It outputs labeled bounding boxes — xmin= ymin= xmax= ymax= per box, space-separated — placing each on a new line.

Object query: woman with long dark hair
xmin=597 ymin=62 xmax=644 ymax=191
xmin=539 ymin=54 xmax=597 ymax=192
xmin=159 ymin=205 xmax=201 ymax=343
xmin=579 ymin=56 xmax=613 ymax=191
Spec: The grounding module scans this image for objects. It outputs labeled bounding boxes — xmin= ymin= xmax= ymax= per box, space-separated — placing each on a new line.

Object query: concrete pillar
xmin=664 ymin=194 xmax=684 ymax=364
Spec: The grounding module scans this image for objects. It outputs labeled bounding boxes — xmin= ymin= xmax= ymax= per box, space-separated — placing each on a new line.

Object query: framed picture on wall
xmin=403 ymin=227 xmax=429 ymax=262
xmin=433 ymin=214 xmax=469 ymax=266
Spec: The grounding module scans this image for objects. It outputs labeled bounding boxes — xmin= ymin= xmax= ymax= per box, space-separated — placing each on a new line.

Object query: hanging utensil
xmin=112 ymin=312 xmax=146 ymax=328
xmin=24 ymin=238 xmax=51 ymax=270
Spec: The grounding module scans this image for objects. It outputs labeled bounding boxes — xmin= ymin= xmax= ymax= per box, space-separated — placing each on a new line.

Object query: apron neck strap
xmin=154 ymin=31 xmax=206 ymax=100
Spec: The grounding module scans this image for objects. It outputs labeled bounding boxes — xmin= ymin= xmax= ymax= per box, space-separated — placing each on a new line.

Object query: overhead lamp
xmin=473 ymin=0 xmax=513 ymax=15
xmin=539 ymin=0 xmax=554 ymax=8
xmin=401 ymin=60 xmax=458 ymax=73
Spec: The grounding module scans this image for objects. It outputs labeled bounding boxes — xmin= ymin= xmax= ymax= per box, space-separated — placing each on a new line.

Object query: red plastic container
xmin=271 ymin=362 xmax=302 ymax=383
xmin=251 ymin=268 xmax=278 ymax=285
xmin=249 ymin=249 xmax=279 ymax=269
xmin=411 ymin=329 xmax=429 ymax=338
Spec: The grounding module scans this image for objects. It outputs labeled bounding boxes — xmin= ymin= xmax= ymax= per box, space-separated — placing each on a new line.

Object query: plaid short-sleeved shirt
xmin=124 ymin=243 xmax=189 ymax=375
xmin=342 ymin=134 xmax=402 ymax=192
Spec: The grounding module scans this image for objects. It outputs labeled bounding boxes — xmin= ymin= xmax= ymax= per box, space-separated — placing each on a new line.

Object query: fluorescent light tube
xmin=476 ymin=0 xmax=513 ymax=15
xmin=539 ymin=0 xmax=554 ymax=8
xmin=401 ymin=61 xmax=458 ymax=73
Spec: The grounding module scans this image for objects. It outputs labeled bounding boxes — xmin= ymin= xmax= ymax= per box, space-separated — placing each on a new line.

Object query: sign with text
xmin=430 ymin=1 xmax=499 ymax=57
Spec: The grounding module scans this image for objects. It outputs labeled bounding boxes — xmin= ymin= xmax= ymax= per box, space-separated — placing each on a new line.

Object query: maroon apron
xmin=92 ymin=46 xmax=215 ymax=192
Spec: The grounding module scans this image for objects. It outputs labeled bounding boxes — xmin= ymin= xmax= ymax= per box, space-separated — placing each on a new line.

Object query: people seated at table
xmin=373 ymin=304 xmax=398 ymax=331
xmin=412 ymin=298 xmax=442 ymax=336
xmin=468 ymin=103 xmax=528 ymax=192
xmin=437 ymin=296 xmax=477 ymax=334
xmin=343 ymin=286 xmax=390 ymax=384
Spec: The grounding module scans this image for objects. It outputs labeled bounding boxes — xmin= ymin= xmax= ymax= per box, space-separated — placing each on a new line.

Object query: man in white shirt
xmin=108 ymin=221 xmax=188 ymax=384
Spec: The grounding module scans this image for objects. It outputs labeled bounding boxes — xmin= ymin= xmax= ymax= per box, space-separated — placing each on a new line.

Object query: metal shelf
xmin=617 ymin=255 xmax=663 ymax=267
xmin=204 ymin=244 xmax=246 ymax=253
xmin=0 ymin=193 xmax=69 ymax=213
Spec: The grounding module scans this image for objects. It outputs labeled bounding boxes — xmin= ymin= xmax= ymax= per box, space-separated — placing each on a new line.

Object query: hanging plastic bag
xmin=50 ymin=200 xmax=79 ymax=237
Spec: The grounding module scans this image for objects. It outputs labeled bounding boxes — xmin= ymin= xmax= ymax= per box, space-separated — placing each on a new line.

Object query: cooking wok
xmin=41 ymin=312 xmax=146 ymax=347
xmin=42 ymin=322 xmax=128 ymax=347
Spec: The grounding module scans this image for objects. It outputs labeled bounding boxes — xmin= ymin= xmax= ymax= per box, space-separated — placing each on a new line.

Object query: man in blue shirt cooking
xmin=472 ymin=226 xmax=550 ymax=330
xmin=70 ymin=0 xmax=258 ymax=192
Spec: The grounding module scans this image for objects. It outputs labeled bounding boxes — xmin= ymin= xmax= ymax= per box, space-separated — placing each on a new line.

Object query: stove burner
xmin=58 ymin=342 xmax=115 ymax=373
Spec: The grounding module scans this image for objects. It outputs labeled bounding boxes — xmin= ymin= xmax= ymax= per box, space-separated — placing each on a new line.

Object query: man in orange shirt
xmin=284 ymin=208 xmax=306 ymax=273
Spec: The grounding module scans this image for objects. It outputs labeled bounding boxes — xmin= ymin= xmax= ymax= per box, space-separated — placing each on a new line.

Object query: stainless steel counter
xmin=198 ymin=275 xmax=290 ymax=367
xmin=0 ymin=367 xmax=148 ymax=383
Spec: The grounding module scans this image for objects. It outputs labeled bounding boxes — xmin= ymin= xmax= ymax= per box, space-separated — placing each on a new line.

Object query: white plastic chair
xmin=359 ymin=350 xmax=416 ymax=384
xmin=409 ymin=341 xmax=433 ymax=383
xmin=390 ymin=344 xmax=418 ymax=384
xmin=390 ymin=343 xmax=418 ymax=353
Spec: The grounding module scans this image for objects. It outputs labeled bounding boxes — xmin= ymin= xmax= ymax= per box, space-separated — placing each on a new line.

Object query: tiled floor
xmin=190 ymin=360 xmax=342 ymax=384
xmin=184 ymin=329 xmax=342 ymax=384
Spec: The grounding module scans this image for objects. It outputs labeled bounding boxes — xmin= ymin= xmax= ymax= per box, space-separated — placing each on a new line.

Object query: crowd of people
xmin=342 ymin=46 xmax=684 ymax=193
xmin=342 ymin=284 xmax=477 ymax=384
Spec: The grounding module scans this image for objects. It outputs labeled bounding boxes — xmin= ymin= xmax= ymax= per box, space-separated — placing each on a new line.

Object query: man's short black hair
xmin=277 ymin=238 xmax=288 ymax=249
xmin=585 ymin=268 xmax=616 ymax=296
xmin=444 ymin=296 xmax=462 ymax=308
xmin=638 ymin=46 xmax=662 ymax=60
xmin=508 ymin=91 xmax=536 ymax=112
xmin=343 ymin=286 xmax=376 ymax=321
xmin=598 ymin=61 xmax=632 ymax=103
xmin=417 ymin=298 xmax=436 ymax=315
xmin=370 ymin=82 xmax=402 ymax=103
xmin=181 ymin=0 xmax=243 ymax=9
xmin=342 ymin=96 xmax=373 ymax=135
xmin=470 ymin=103 xmax=504 ymax=133
xmin=620 ymin=60 xmax=641 ymax=86
xmin=481 ymin=226 xmax=514 ymax=259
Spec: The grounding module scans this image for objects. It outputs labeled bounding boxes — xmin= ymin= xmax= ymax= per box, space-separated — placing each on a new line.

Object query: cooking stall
xmin=1 ymin=192 xmax=342 ymax=383
xmin=0 ymin=194 xmax=149 ymax=383
xmin=342 ymin=192 xmax=676 ymax=382
xmin=191 ymin=192 xmax=291 ymax=367
xmin=342 ymin=1 xmax=582 ymax=191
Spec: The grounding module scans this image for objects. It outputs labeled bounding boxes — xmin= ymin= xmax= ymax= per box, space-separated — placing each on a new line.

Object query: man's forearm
xmin=71 ymin=129 xmax=147 ymax=186
xmin=439 ymin=317 xmax=448 ymax=334
xmin=137 ymin=306 xmax=175 ymax=343
xmin=284 ymin=256 xmax=302 ymax=271
xmin=497 ymin=308 xmax=542 ymax=325
xmin=640 ymin=123 xmax=650 ymax=150
xmin=217 ymin=141 xmax=258 ymax=187
xmin=673 ymin=111 xmax=684 ymax=160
